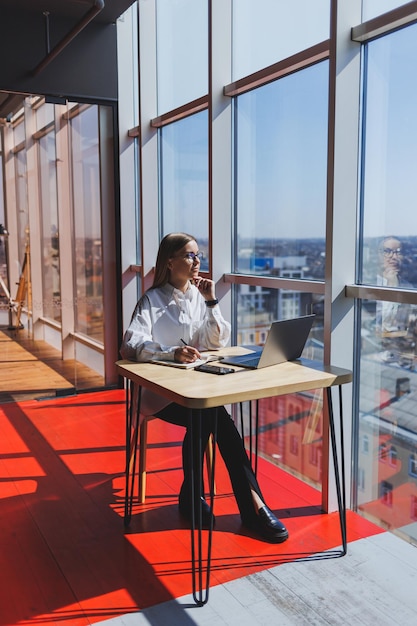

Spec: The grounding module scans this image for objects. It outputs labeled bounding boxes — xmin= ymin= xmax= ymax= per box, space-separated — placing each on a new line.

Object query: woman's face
xmin=380 ymin=237 xmax=402 ymax=277
xmin=168 ymin=239 xmax=201 ymax=289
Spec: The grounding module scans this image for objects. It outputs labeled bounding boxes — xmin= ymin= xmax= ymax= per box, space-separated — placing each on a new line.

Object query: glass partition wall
xmin=37 ymin=110 xmax=61 ymax=324
xmin=355 ymin=22 xmax=417 ymax=544
xmin=124 ymin=0 xmax=417 ymax=544
xmin=70 ymin=105 xmax=104 ymax=343
xmin=1 ymin=98 xmax=117 ymax=389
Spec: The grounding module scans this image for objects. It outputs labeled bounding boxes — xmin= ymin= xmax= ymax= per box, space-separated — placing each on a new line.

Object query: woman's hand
xmin=174 ymin=345 xmax=201 ymax=363
xmin=193 ymin=276 xmax=216 ymax=302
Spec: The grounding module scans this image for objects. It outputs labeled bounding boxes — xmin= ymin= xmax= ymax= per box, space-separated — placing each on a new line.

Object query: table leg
xmin=254 ymin=400 xmax=259 ymax=476
xmin=326 ymin=386 xmax=347 ymax=554
xmin=189 ymin=407 xmax=217 ymax=606
xmin=239 ymin=401 xmax=259 ymax=476
xmin=124 ymin=381 xmax=141 ymax=527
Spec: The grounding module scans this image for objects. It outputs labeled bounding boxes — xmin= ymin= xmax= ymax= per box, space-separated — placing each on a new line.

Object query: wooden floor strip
xmin=0 ymin=330 xmax=104 ymax=399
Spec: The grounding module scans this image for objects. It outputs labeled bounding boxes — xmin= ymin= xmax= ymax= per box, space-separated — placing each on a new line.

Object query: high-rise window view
xmin=232 ymin=58 xmax=328 ymax=488
xmin=357 ymin=24 xmax=417 ymax=544
xmin=234 ymin=61 xmax=328 ymax=279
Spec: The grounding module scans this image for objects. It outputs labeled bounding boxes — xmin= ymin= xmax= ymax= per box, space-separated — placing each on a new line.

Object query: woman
xmin=120 ymin=232 xmax=288 ymax=543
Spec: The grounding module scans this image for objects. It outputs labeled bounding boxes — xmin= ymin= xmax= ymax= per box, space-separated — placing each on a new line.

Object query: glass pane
xmin=36 ymin=102 xmax=55 ymax=129
xmin=13 ymin=120 xmax=25 ymax=145
xmin=362 ymin=0 xmax=407 ymax=21
xmin=232 ymin=0 xmax=330 ymax=81
xmin=156 ymin=0 xmax=208 ymax=114
xmin=360 ymin=25 xmax=417 ymax=288
xmin=0 ymin=151 xmax=9 ymax=322
xmin=70 ymin=106 xmax=104 ymax=343
xmin=15 ymin=150 xmax=29 ymax=267
xmin=235 ymin=62 xmax=328 ymax=279
xmin=236 ymin=284 xmax=324 ymax=490
xmin=236 ymin=285 xmax=323 ymax=354
xmin=38 ymin=132 xmax=61 ymax=323
xmin=358 ymin=299 xmax=417 ymax=545
xmin=160 ymin=111 xmax=209 ymax=266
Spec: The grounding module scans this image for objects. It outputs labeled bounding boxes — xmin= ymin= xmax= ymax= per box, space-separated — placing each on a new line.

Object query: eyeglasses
xmin=175 ymin=251 xmax=204 ymax=262
xmin=382 ymin=247 xmax=402 ymax=257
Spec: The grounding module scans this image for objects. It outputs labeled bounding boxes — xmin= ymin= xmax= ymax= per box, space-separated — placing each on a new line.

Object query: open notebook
xmin=150 ymin=354 xmax=219 ymax=369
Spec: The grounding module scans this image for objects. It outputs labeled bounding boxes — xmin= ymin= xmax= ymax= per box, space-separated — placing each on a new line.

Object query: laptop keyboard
xmin=237 ymin=356 xmax=261 ymax=368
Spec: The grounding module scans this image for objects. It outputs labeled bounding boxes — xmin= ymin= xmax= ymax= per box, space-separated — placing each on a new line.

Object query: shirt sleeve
xmin=192 ymin=300 xmax=231 ymax=350
xmin=120 ymin=294 xmax=177 ymax=362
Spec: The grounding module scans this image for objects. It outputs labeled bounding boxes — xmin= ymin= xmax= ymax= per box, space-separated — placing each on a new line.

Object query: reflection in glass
xmin=70 ymin=106 xmax=103 ymax=342
xmin=235 ymin=284 xmax=323 ymax=354
xmin=360 ymin=25 xmax=417 ymax=289
xmin=235 ymin=61 xmax=328 ymax=279
xmin=358 ymin=299 xmax=417 ymax=544
xmin=160 ymin=111 xmax=209 ymax=264
xmin=232 ymin=0 xmax=330 ymax=81
xmin=236 ymin=284 xmax=324 ymax=489
xmin=357 ymin=23 xmax=417 ymax=545
xmin=38 ymin=131 xmax=61 ymax=322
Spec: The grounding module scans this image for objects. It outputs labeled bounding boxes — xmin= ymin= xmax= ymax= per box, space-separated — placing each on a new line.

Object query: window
xmin=361 ymin=434 xmax=369 ymax=454
xmin=70 ymin=105 xmax=104 ymax=342
xmin=358 ymin=468 xmax=365 ymax=491
xmin=159 ymin=111 xmax=209 ymax=262
xmin=389 ymin=446 xmax=398 ymax=467
xmin=362 ymin=1 xmax=407 ymax=22
xmin=356 ymin=23 xmax=417 ymax=545
xmin=38 ymin=129 xmax=61 ymax=323
xmin=232 ymin=0 xmax=330 ymax=81
xmin=309 ymin=445 xmax=320 ymax=467
xmin=14 ymin=129 xmax=29 ymax=267
xmin=236 ymin=285 xmax=323 ymax=359
xmin=290 ymin=435 xmax=299 ymax=456
xmin=234 ymin=61 xmax=329 ymax=279
xmin=156 ymin=0 xmax=208 ymax=114
xmin=411 ymin=495 xmax=417 ymax=521
xmin=410 ymin=455 xmax=417 ymax=478
xmin=379 ymin=443 xmax=388 ymax=461
xmin=360 ymin=24 xmax=417 ymax=289
xmin=380 ymin=481 xmax=393 ymax=506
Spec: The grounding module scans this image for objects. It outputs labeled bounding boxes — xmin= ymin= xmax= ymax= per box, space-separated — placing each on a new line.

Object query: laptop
xmin=221 ymin=314 xmax=315 ymax=369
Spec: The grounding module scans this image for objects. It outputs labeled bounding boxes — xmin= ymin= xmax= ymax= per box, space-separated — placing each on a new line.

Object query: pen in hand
xmin=180 ymin=338 xmax=201 ymax=362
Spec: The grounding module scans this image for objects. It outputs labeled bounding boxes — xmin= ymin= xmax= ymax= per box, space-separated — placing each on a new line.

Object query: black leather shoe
xmin=179 ymin=496 xmax=215 ymax=529
xmin=242 ymin=506 xmax=289 ymax=543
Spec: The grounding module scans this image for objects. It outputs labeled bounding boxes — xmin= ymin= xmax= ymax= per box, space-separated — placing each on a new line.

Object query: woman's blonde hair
xmin=152 ymin=232 xmax=196 ymax=288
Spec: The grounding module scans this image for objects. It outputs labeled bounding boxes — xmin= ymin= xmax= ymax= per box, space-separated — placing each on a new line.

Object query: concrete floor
xmin=99 ymin=532 xmax=417 ymax=626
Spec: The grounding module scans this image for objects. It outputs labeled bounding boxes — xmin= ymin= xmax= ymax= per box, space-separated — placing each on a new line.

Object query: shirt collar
xmin=164 ymin=281 xmax=193 ymax=299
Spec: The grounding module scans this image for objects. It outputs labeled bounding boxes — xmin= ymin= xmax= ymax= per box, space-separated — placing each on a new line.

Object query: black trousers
xmin=155 ymin=403 xmax=264 ymax=523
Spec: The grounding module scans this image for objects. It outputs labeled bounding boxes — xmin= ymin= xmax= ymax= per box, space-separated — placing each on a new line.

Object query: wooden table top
xmin=116 ymin=347 xmax=352 ymax=410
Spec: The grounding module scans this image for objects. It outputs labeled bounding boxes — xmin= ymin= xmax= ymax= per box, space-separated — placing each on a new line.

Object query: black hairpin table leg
xmin=124 ymin=381 xmax=141 ymax=527
xmin=189 ymin=407 xmax=217 ymax=606
xmin=326 ymin=386 xmax=347 ymax=553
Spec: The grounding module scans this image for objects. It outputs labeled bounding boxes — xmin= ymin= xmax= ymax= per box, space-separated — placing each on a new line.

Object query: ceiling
xmin=0 ymin=0 xmax=135 ymax=23
xmin=0 ymin=0 xmax=137 ymax=119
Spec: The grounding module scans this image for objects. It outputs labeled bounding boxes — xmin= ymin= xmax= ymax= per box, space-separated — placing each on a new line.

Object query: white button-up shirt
xmin=120 ymin=282 xmax=231 ymax=415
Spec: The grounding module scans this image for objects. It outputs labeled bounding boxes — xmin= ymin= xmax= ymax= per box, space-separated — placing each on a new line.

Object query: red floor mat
xmin=0 ymin=390 xmax=383 ymax=626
